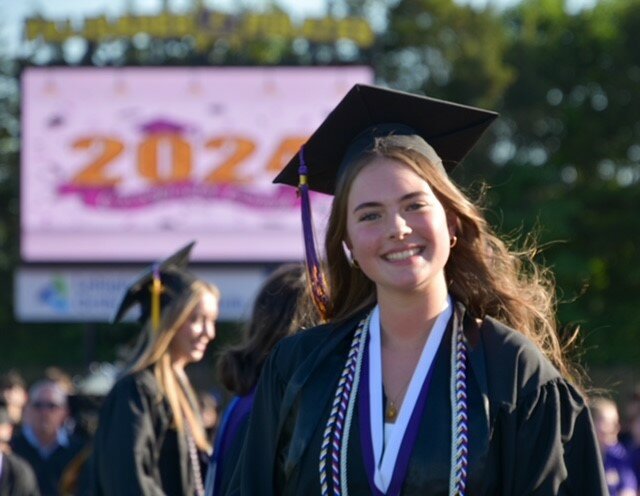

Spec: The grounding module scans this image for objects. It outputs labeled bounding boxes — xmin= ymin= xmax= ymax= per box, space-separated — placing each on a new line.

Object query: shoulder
xmin=99 ymin=368 xmax=163 ymax=418
xmin=3 ymin=451 xmax=34 ymax=474
xmin=3 ymin=451 xmax=38 ymax=488
xmin=607 ymin=442 xmax=631 ymax=461
xmin=477 ymin=316 xmax=566 ymax=404
xmin=276 ymin=314 xmax=363 ymax=363
xmin=269 ymin=313 xmax=363 ymax=379
xmin=108 ymin=368 xmax=158 ymax=398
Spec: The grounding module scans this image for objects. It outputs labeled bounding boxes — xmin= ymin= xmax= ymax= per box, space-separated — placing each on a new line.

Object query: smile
xmin=384 ymin=247 xmax=422 ymax=261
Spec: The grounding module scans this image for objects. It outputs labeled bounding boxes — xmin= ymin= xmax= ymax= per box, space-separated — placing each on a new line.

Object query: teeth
xmin=386 ymin=248 xmax=420 ymax=261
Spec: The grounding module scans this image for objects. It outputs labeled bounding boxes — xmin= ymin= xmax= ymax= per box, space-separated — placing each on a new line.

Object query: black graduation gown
xmin=90 ymin=368 xmax=193 ymax=496
xmin=0 ymin=452 xmax=40 ymax=496
xmin=228 ymin=303 xmax=607 ymax=495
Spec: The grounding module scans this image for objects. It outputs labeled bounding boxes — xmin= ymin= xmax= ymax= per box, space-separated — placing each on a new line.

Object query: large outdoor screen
xmin=21 ymin=66 xmax=374 ymax=262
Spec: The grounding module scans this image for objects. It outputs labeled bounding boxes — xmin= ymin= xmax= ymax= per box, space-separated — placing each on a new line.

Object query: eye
xmin=357 ymin=211 xmax=380 ymax=222
xmin=406 ymin=202 xmax=427 ymax=211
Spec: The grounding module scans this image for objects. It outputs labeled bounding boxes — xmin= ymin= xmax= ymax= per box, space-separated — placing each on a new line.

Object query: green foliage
xmin=0 ymin=0 xmax=638 ymax=375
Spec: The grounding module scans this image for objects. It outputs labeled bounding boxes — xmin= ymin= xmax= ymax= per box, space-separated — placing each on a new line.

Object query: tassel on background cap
xmin=112 ymin=241 xmax=197 ymax=325
xmin=151 ymin=263 xmax=163 ymax=332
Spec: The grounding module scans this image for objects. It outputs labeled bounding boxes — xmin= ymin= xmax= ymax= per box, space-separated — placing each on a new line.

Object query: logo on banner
xmin=38 ymin=276 xmax=70 ymax=313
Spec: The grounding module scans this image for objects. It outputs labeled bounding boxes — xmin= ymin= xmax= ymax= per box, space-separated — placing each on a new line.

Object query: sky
xmin=0 ymin=0 xmax=597 ymax=57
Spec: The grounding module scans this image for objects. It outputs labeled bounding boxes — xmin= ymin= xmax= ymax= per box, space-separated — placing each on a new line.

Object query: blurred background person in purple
xmin=205 ymin=263 xmax=320 ymax=496
xmin=591 ymin=397 xmax=638 ymax=496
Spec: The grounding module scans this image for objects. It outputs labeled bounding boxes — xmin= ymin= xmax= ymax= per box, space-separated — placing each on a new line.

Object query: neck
xmin=34 ymin=430 xmax=58 ymax=449
xmin=172 ymin=360 xmax=187 ymax=376
xmin=377 ymin=288 xmax=449 ymax=350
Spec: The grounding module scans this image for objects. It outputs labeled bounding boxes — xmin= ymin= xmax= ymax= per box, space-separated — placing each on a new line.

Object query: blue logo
xmin=38 ymin=276 xmax=70 ymax=313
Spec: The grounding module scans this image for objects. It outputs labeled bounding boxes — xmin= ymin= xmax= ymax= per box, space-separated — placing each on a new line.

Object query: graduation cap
xmin=113 ymin=241 xmax=198 ymax=328
xmin=274 ymin=84 xmax=498 ymax=194
xmin=272 ymin=84 xmax=498 ymax=318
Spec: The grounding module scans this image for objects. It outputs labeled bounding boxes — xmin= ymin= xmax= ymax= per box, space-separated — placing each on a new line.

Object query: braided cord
xmin=340 ymin=312 xmax=368 ymax=494
xmin=448 ymin=321 xmax=469 ymax=496
xmin=319 ymin=314 xmax=370 ymax=496
xmin=185 ymin=424 xmax=205 ymax=496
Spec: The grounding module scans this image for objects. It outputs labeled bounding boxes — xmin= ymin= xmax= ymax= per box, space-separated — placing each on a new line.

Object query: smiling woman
xmin=90 ymin=242 xmax=220 ymax=496
xmin=228 ymin=84 xmax=608 ymax=495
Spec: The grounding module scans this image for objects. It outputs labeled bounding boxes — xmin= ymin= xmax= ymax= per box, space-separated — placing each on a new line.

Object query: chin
xmin=190 ymin=351 xmax=205 ymax=362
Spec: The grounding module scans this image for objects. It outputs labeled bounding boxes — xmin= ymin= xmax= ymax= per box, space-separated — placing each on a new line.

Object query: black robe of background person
xmin=90 ymin=367 xmax=195 ymax=496
xmin=227 ymin=302 xmax=608 ymax=495
xmin=0 ymin=452 xmax=40 ymax=496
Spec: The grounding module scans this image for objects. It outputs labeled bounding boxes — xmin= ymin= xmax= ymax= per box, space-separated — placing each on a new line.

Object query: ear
xmin=341 ymin=240 xmax=355 ymax=265
xmin=446 ymin=213 xmax=460 ymax=238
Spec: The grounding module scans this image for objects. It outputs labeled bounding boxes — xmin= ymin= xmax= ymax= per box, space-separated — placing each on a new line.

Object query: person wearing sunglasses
xmin=11 ymin=380 xmax=83 ymax=496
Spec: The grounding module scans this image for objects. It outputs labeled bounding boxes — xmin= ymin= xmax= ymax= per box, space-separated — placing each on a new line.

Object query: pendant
xmin=385 ymin=400 xmax=398 ymax=423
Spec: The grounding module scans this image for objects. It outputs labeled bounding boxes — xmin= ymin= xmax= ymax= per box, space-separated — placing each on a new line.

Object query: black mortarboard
xmin=112 ymin=241 xmax=197 ymax=325
xmin=273 ymin=84 xmax=498 ymax=195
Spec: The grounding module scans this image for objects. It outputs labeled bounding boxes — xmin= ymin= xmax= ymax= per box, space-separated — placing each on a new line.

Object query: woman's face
xmin=169 ymin=290 xmax=219 ymax=368
xmin=345 ymin=157 xmax=455 ymax=299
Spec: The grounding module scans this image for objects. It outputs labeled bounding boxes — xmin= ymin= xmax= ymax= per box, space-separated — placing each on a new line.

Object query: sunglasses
xmin=31 ymin=401 xmax=63 ymax=410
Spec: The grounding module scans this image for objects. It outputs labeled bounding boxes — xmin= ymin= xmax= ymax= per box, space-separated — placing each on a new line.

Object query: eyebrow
xmin=353 ymin=191 xmax=427 ymax=213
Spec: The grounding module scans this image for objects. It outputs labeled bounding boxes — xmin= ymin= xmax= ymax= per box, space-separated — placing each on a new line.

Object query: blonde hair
xmin=324 ymin=135 xmax=580 ymax=386
xmin=127 ymin=279 xmax=220 ymax=452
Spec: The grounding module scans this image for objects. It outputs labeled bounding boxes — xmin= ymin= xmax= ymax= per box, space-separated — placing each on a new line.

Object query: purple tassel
xmin=298 ymin=149 xmax=330 ymax=320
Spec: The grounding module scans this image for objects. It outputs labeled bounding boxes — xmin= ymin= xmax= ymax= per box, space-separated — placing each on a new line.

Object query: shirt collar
xmin=22 ymin=424 xmax=69 ymax=458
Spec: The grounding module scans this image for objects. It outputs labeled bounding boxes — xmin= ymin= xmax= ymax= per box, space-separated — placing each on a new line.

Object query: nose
xmin=389 ymin=213 xmax=412 ymax=239
xmin=204 ymin=320 xmax=216 ymax=340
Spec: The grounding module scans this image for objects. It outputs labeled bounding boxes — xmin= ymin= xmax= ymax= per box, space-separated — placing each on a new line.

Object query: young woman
xmin=91 ymin=242 xmax=220 ymax=496
xmin=205 ymin=263 xmax=320 ymax=496
xmin=229 ymin=85 xmax=607 ymax=495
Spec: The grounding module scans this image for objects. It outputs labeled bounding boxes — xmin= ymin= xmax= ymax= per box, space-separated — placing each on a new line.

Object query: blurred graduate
xmin=229 ymin=85 xmax=607 ymax=495
xmin=91 ymin=242 xmax=219 ymax=496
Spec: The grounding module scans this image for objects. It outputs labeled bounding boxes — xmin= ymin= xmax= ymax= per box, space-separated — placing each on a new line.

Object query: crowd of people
xmin=1 ymin=84 xmax=638 ymax=495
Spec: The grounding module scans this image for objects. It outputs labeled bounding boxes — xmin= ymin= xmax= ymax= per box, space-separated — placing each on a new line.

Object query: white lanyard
xmin=368 ymin=296 xmax=453 ymax=492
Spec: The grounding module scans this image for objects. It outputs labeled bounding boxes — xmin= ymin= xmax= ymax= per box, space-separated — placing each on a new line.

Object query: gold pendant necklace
xmin=384 ymin=381 xmax=410 ymax=423
xmin=385 ymin=400 xmax=399 ymax=423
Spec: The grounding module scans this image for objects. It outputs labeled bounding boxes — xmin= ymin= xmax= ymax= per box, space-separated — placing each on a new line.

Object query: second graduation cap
xmin=113 ymin=241 xmax=198 ymax=326
xmin=273 ymin=84 xmax=498 ymax=195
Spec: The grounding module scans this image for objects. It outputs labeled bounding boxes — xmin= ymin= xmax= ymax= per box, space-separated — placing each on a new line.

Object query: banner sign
xmin=21 ymin=66 xmax=374 ymax=262
xmin=14 ymin=265 xmax=269 ymax=322
xmin=24 ymin=10 xmax=375 ymax=50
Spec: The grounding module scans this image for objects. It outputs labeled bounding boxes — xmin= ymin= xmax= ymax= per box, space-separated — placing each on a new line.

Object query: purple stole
xmin=358 ymin=336 xmax=437 ymax=496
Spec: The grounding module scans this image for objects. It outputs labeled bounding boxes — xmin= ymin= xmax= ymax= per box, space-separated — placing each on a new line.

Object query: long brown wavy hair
xmin=127 ymin=279 xmax=220 ymax=452
xmin=218 ymin=263 xmax=321 ymax=396
xmin=324 ymin=135 xmax=579 ymax=385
